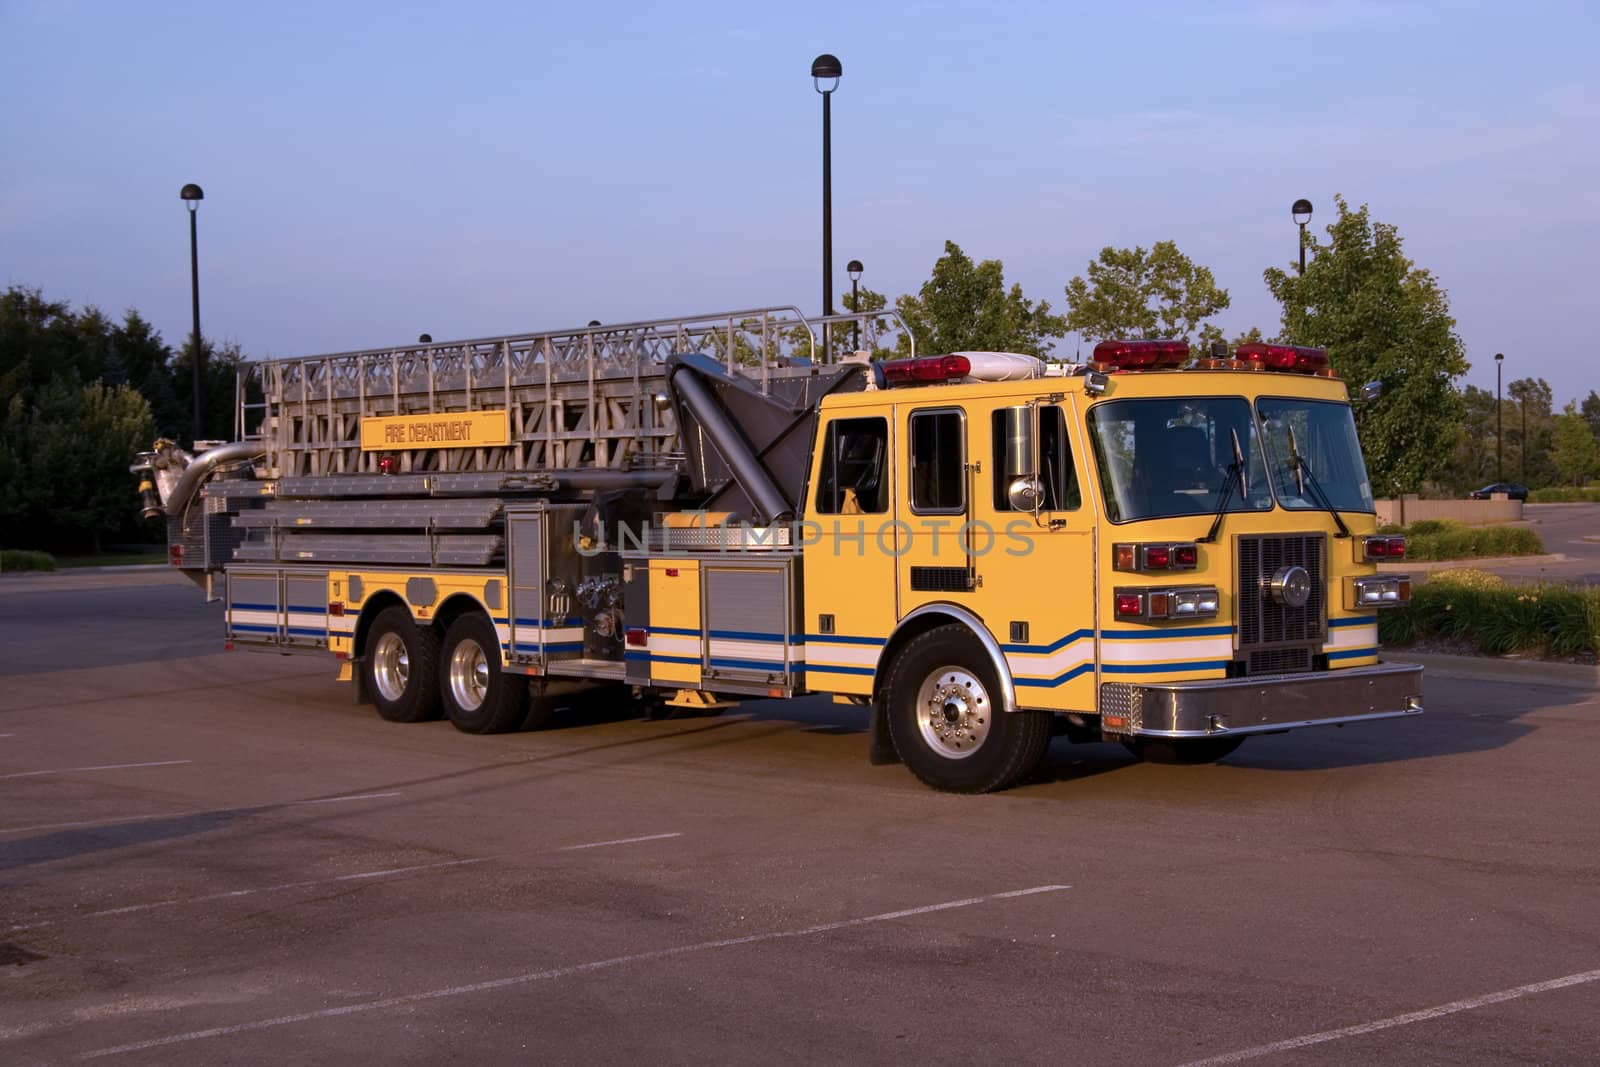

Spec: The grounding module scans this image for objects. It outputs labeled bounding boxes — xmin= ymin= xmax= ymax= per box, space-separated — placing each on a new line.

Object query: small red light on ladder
xmin=169 ymin=545 xmax=184 ymax=565
xmin=378 ymin=454 xmax=400 ymax=475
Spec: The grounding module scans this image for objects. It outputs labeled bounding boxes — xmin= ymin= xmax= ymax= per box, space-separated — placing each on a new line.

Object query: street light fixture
xmin=847 ymin=259 xmax=864 ymax=351
xmin=418 ymin=334 xmax=432 ymax=344
xmin=1495 ymin=352 xmax=1504 ymax=481
xmin=812 ymin=53 xmax=842 ymax=341
xmin=1291 ymin=198 xmax=1313 ymax=274
xmin=180 ymin=182 xmax=205 ymax=443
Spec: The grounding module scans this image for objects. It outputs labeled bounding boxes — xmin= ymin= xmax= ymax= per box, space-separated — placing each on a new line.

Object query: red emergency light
xmin=1091 ymin=339 xmax=1190 ymax=370
xmin=1235 ymin=343 xmax=1328 ymax=373
xmin=879 ymin=354 xmax=971 ymax=386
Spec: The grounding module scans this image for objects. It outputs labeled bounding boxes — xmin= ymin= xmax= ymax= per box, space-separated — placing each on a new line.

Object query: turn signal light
xmin=1114 ymin=586 xmax=1220 ymax=621
xmin=1113 ymin=542 xmax=1201 ymax=572
xmin=1350 ymin=575 xmax=1412 ymax=609
xmin=1361 ymin=536 xmax=1407 ymax=561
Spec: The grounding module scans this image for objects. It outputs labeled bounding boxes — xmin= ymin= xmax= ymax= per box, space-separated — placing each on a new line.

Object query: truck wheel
xmin=884 ymin=624 xmax=1051 ymax=793
xmin=366 ymin=606 xmax=442 ymax=723
xmin=1122 ymin=737 xmax=1245 ymax=764
xmin=440 ymin=613 xmax=528 ymax=734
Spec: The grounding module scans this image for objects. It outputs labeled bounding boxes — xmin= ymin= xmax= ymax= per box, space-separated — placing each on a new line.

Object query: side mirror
xmin=1007 ymin=477 xmax=1045 ymax=511
xmin=1361 ymin=381 xmax=1383 ymax=402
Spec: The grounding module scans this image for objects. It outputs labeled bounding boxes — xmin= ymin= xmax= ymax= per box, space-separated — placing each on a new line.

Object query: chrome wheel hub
xmin=372 ymin=632 xmax=410 ymax=703
xmin=915 ymin=666 xmax=990 ymax=759
xmin=449 ymin=638 xmax=489 ymax=712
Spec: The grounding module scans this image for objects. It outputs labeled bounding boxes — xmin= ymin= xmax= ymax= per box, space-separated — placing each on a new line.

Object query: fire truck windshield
xmin=1086 ymin=397 xmax=1273 ymax=522
xmin=1255 ymin=397 xmax=1375 ymax=513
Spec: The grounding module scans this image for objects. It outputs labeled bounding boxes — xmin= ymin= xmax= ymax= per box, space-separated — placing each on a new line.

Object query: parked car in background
xmin=1470 ymin=482 xmax=1530 ymax=500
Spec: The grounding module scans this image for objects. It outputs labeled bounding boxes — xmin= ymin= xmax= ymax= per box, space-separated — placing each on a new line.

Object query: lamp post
xmin=1291 ymin=198 xmax=1313 ymax=274
xmin=1521 ymin=391 xmax=1528 ymax=482
xmin=1495 ymin=352 xmax=1504 ymax=481
xmin=180 ymin=183 xmax=205 ymax=442
xmin=812 ymin=54 xmax=842 ymax=337
xmin=847 ymin=259 xmax=863 ymax=351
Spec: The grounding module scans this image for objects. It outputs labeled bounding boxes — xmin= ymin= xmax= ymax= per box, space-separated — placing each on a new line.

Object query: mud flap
xmin=868 ymin=696 xmax=900 ymax=765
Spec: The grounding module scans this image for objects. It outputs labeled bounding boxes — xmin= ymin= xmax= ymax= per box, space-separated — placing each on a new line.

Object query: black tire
xmin=364 ymin=605 xmax=442 ymax=723
xmin=1122 ymin=736 xmax=1245 ymax=765
xmin=884 ymin=624 xmax=1051 ymax=793
xmin=439 ymin=613 xmax=528 ymax=734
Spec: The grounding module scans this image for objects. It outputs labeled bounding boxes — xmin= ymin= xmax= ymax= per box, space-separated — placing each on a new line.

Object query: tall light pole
xmin=812 ymin=54 xmax=842 ymax=338
xmin=180 ymin=183 xmax=205 ymax=442
xmin=1495 ymin=352 xmax=1504 ymax=481
xmin=847 ymin=259 xmax=863 ymax=351
xmin=1292 ymin=198 xmax=1313 ymax=275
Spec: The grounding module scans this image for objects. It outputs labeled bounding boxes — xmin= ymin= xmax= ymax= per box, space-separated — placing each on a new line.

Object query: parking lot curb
xmin=1385 ymin=651 xmax=1599 ymax=690
xmin=1379 ymin=554 xmax=1568 ymax=574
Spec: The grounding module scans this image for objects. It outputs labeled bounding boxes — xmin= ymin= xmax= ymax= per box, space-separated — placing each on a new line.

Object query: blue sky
xmin=3 ymin=0 xmax=1595 ymax=404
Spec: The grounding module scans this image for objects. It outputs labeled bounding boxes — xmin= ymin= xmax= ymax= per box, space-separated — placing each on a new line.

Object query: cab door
xmin=966 ymin=399 xmax=1098 ymax=712
xmin=894 ymin=405 xmax=977 ymax=612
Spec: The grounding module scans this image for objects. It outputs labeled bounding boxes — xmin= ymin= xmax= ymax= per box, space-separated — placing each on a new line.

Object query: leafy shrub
xmin=0 ymin=549 xmax=56 ymax=572
xmin=1381 ymin=577 xmax=1597 ymax=658
xmin=1398 ymin=521 xmax=1543 ymax=561
xmin=1527 ymin=486 xmax=1600 ymax=503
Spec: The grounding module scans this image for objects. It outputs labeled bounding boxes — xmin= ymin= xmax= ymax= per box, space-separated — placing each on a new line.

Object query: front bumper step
xmin=1099 ymin=661 xmax=1423 ymax=739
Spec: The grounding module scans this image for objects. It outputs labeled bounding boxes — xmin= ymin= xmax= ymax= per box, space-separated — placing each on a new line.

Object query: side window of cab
xmin=815 ymin=416 xmax=889 ymax=514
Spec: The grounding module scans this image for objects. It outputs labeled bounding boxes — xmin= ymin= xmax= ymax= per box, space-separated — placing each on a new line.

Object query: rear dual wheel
xmin=439 ymin=614 xmax=530 ymax=735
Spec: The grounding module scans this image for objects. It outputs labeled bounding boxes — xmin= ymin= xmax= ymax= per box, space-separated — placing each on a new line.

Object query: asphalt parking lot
xmin=2 ymin=571 xmax=1598 ymax=1064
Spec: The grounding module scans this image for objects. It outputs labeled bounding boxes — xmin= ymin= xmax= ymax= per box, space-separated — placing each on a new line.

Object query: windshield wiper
xmin=1199 ymin=429 xmax=1248 ymax=544
xmin=1287 ymin=425 xmax=1351 ymax=539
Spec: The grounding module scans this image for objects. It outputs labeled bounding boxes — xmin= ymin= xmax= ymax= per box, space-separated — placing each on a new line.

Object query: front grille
xmin=1237 ymin=533 xmax=1326 ymax=649
xmin=1247 ymin=647 xmax=1312 ymax=676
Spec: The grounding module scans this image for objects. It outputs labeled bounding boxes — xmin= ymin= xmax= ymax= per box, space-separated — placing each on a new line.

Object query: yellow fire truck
xmin=133 ymin=306 xmax=1421 ymax=792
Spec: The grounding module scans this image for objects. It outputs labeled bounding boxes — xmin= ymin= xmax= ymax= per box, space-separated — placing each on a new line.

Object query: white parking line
xmin=81 ymin=884 xmax=1073 ymax=1058
xmin=10 ymin=857 xmax=491 ymax=932
xmin=292 ymin=792 xmax=402 ymax=805
xmin=1176 ymin=967 xmax=1600 ymax=1066
xmin=0 ymin=791 xmax=404 ymax=836
xmin=16 ymin=829 xmax=684 ymax=931
xmin=0 ymin=759 xmax=191 ymax=781
xmin=559 ymin=832 xmax=683 ymax=851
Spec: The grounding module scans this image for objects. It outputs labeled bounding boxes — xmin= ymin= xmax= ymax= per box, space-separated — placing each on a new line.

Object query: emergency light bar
xmin=1234 ymin=343 xmax=1329 ymax=373
xmin=878 ymin=354 xmax=971 ymax=386
xmin=1091 ymin=339 xmax=1190 ymax=370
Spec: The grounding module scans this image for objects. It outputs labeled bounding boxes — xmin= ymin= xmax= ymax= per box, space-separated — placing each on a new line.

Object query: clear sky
xmin=3 ymin=0 xmax=1595 ymax=405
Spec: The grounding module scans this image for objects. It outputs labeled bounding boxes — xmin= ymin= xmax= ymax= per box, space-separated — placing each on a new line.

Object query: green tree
xmin=1505 ymin=377 xmax=1557 ymax=487
xmin=1063 ymin=241 xmax=1231 ymax=349
xmin=894 ymin=241 xmax=1066 ymax=357
xmin=1439 ymin=384 xmax=1499 ymax=493
xmin=0 ymin=379 xmax=153 ymax=551
xmin=1581 ymin=390 xmax=1600 ymax=441
xmin=1263 ymin=196 xmax=1468 ymax=493
xmin=1551 ymin=401 xmax=1600 ymax=487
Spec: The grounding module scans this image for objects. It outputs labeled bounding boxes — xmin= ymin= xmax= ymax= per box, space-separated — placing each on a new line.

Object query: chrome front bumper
xmin=1099 ymin=661 xmax=1424 ymax=739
